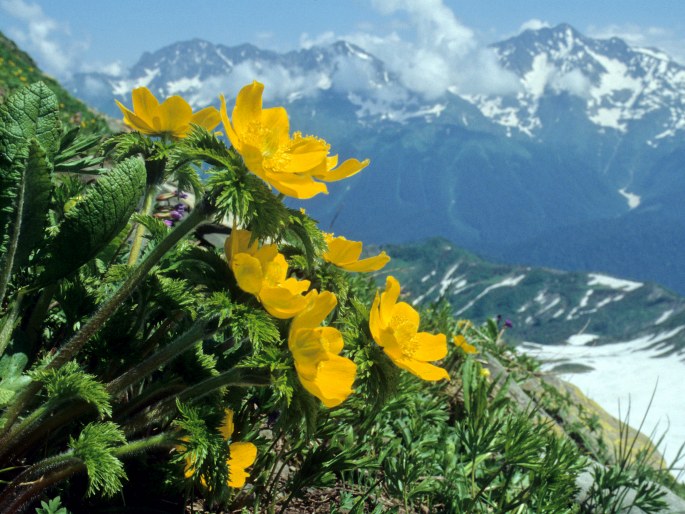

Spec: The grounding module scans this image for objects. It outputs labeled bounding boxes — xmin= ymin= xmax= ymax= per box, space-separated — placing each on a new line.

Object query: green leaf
xmin=0 ymin=139 xmax=53 ymax=301
xmin=39 ymin=157 xmax=146 ymax=282
xmin=31 ymin=361 xmax=112 ymax=417
xmin=0 ymin=353 xmax=31 ymax=407
xmin=69 ymin=422 xmax=127 ymax=497
xmin=0 ymin=81 xmax=61 ymax=163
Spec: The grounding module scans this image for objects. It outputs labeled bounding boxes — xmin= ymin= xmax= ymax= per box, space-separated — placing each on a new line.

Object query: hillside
xmin=0 ymin=31 xmax=108 ymax=131
xmin=381 ymin=237 xmax=685 ymax=352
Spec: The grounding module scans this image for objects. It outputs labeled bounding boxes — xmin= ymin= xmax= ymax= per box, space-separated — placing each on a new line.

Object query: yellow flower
xmin=369 ymin=276 xmax=449 ymax=381
xmin=220 ymin=81 xmax=369 ymax=199
xmin=288 ymin=290 xmax=357 ymax=407
xmin=179 ymin=410 xmax=257 ymax=489
xmin=453 ymin=335 xmax=478 ymax=354
xmin=220 ymin=409 xmax=258 ymax=488
xmin=225 ymin=228 xmax=310 ymax=319
xmin=480 ymin=367 xmax=491 ymax=378
xmin=115 ymin=87 xmax=220 ymax=138
xmin=323 ymin=233 xmax=390 ymax=272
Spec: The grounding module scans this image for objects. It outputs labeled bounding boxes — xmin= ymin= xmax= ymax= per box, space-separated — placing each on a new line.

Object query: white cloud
xmin=587 ymin=23 xmax=685 ymax=64
xmin=551 ymin=69 xmax=592 ymax=98
xmin=339 ymin=0 xmax=521 ymax=99
xmin=0 ymin=0 xmax=80 ymax=76
xmin=519 ymin=19 xmax=551 ymax=33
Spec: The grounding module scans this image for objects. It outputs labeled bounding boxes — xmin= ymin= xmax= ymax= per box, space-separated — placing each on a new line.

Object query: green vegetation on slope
xmin=0 ymin=31 xmax=108 ymax=132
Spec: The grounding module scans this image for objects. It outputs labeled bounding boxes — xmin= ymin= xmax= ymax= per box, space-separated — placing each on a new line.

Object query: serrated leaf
xmin=0 ymin=81 xmax=61 ymax=163
xmin=39 ymin=157 xmax=146 ymax=282
xmin=69 ymin=422 xmax=127 ymax=497
xmin=0 ymin=139 xmax=53 ymax=285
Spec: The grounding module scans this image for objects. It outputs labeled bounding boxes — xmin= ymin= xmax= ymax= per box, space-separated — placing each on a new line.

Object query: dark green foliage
xmin=38 ymin=157 xmax=146 ymax=282
xmin=0 ymin=81 xmax=61 ymax=162
xmin=0 ymin=139 xmax=52 ymax=270
xmin=53 ymin=127 xmax=104 ymax=173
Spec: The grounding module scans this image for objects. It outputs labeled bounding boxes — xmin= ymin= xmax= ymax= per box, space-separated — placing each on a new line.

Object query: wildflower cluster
xmin=7 ymin=75 xmax=651 ymax=514
xmin=0 ymin=79 xmax=476 ymax=512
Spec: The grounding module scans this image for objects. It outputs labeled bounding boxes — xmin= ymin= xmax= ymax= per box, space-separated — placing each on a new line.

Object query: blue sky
xmin=2 ymin=0 xmax=685 ymax=80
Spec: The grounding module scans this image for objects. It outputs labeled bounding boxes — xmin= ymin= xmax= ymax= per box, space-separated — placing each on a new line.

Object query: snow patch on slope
xmin=523 ymin=326 xmax=685 ymax=466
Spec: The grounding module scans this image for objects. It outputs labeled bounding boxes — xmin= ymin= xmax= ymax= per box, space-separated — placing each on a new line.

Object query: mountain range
xmin=65 ymin=24 xmax=685 ymax=294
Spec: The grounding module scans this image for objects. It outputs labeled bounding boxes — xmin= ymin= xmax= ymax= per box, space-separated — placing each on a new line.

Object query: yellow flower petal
xmin=453 ymin=335 xmax=478 ymax=354
xmin=280 ymin=277 xmax=311 ymax=296
xmin=390 ymin=302 xmax=420 ymax=337
xmin=225 ymin=229 xmax=257 ymax=263
xmin=324 ymin=235 xmax=363 ymax=265
xmin=393 ymin=356 xmax=450 ymax=381
xmin=220 ymin=94 xmax=241 ymax=151
xmin=369 ymin=292 xmax=382 ymax=343
xmin=259 ymin=285 xmax=310 ymax=319
xmin=232 ymin=253 xmax=264 ymax=294
xmin=290 ymin=290 xmax=337 ymax=334
xmin=262 ymin=252 xmax=289 ymax=286
xmin=290 ymin=329 xmax=331 ymax=378
xmin=264 ymin=171 xmax=329 ymax=199
xmin=227 ymin=441 xmax=257 ymax=488
xmin=131 ymin=87 xmax=160 ymax=126
xmin=117 ymin=86 xmax=213 ymax=138
xmin=222 ymin=81 xmax=368 ymax=199
xmin=297 ymin=353 xmax=357 ymax=408
xmin=412 ymin=332 xmax=448 ymax=361
xmin=190 ymin=106 xmax=221 ymax=132
xmin=380 ymin=276 xmax=401 ymax=326
xmin=313 ymin=158 xmax=370 ymax=182
xmin=232 ymin=81 xmax=265 ymax=138
xmin=158 ymin=95 xmax=193 ymax=137
xmin=338 ymin=252 xmax=390 ymax=272
xmin=323 ymin=234 xmax=389 ymax=272
xmin=369 ymin=276 xmax=449 ymax=382
xmin=261 ymin=106 xmax=290 ymax=145
xmin=115 ymin=100 xmax=156 ymax=134
xmin=219 ymin=409 xmax=235 ymax=440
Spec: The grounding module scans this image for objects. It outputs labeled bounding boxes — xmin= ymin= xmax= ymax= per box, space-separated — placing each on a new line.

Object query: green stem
xmin=0 ymin=201 xmax=213 ymax=435
xmin=127 ymin=185 xmax=157 ymax=266
xmin=0 ymin=165 xmax=28 ymax=308
xmin=0 ymin=290 xmax=23 ymax=358
xmin=24 ymin=283 xmax=57 ymax=354
xmin=0 ymin=433 xmax=172 ymax=513
xmin=107 ymin=321 xmax=216 ymax=395
xmin=126 ymin=368 xmax=270 ymax=433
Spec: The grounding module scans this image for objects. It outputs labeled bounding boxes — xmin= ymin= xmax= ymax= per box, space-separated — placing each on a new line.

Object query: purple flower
xmin=163 ymin=219 xmax=173 ymax=227
xmin=504 ymin=319 xmax=513 ymax=328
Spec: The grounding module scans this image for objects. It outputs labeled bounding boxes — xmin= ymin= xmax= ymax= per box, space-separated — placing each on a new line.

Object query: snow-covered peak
xmin=465 ymin=23 xmax=685 ymax=139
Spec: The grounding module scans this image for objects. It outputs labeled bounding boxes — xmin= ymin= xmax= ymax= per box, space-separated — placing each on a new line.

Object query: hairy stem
xmin=107 ymin=321 xmax=216 ymax=395
xmin=0 ymin=201 xmax=213 ymax=435
xmin=127 ymin=185 xmax=157 ymax=266
xmin=126 ymin=368 xmax=270 ymax=433
xmin=0 ymin=290 xmax=24 ymax=358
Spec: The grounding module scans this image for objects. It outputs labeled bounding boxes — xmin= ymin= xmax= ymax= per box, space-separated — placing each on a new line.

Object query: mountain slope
xmin=381 ymin=237 xmax=685 ymax=353
xmin=64 ymin=25 xmax=685 ymax=294
xmin=0 ymin=31 xmax=107 ymax=131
